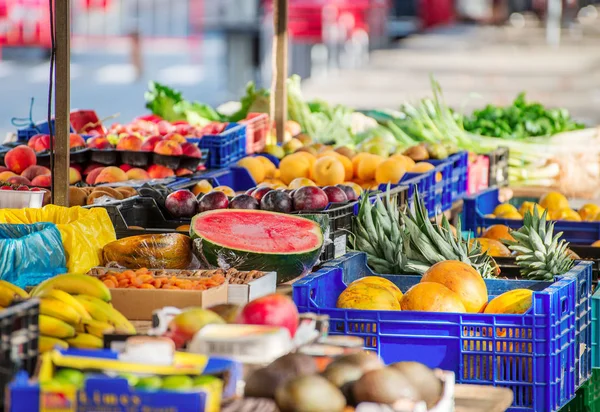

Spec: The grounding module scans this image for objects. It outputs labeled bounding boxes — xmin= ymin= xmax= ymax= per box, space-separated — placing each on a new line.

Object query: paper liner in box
xmin=0 ymin=205 xmax=116 ymax=273
xmin=0 ymin=223 xmax=67 ymax=288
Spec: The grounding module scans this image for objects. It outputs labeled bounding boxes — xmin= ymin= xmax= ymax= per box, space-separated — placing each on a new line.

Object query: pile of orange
xmin=98 ymin=268 xmax=225 ymax=291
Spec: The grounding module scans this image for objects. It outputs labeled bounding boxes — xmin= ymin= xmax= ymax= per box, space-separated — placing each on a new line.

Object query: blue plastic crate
xmin=293 ymin=252 xmax=593 ymax=412
xmin=463 ymin=187 xmax=600 ymax=245
xmin=17 ymin=120 xmax=74 ymax=142
xmin=429 ymin=151 xmax=469 ymax=203
xmin=377 ymin=159 xmax=452 ymax=218
xmin=188 ymin=123 xmax=247 ymax=169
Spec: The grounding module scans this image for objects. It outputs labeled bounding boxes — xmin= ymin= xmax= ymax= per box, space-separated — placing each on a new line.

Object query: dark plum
xmin=250 ymin=186 xmax=273 ymax=202
xmin=336 ymin=184 xmax=359 ymax=201
xmin=230 ymin=194 xmax=260 ymax=210
xmin=261 ymin=190 xmax=293 ymax=213
xmin=323 ymin=186 xmax=348 ymax=203
xmin=197 ymin=191 xmax=229 ymax=213
xmin=165 ymin=190 xmax=198 ymax=218
xmin=292 ymin=186 xmax=329 ymax=211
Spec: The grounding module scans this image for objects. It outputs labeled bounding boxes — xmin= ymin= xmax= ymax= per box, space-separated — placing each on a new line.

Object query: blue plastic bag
xmin=0 ymin=223 xmax=67 ymax=288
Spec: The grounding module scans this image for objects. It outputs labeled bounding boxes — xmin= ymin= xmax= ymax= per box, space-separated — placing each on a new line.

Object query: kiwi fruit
xmin=403 ymin=144 xmax=429 ymax=162
xmin=275 ymin=375 xmax=346 ymax=412
xmin=244 ymin=367 xmax=295 ymax=399
xmin=322 ymin=362 xmax=364 ymax=388
xmin=68 ymin=187 xmax=87 ymax=207
xmin=389 ymin=361 xmax=442 ymax=409
xmin=326 ymin=351 xmax=383 ymax=374
xmin=268 ymin=353 xmax=318 ymax=378
xmin=92 ymin=186 xmax=123 ymax=200
xmin=352 ymin=367 xmax=420 ymax=405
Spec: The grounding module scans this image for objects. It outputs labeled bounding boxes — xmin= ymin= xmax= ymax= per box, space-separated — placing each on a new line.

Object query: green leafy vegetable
xmin=228 ymin=82 xmax=270 ymax=122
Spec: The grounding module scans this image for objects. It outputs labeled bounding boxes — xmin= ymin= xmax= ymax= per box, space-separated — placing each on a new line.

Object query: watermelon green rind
xmin=190 ymin=209 xmax=324 ymax=283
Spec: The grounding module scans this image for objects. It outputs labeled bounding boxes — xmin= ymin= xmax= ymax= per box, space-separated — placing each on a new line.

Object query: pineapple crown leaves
xmin=505 ymin=207 xmax=574 ymax=280
xmin=401 ymin=190 xmax=496 ymax=278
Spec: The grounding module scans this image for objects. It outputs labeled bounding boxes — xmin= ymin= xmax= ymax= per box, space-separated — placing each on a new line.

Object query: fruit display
xmin=0 ymin=273 xmax=135 ymax=352
xmin=88 ymin=267 xmax=268 ymax=285
xmin=487 ymin=191 xmax=600 ymax=222
xmin=96 ymin=268 xmax=226 ymax=290
xmin=190 ymin=209 xmax=324 ymax=282
xmin=244 ymin=351 xmax=447 ymax=412
xmin=102 ymin=233 xmax=193 ymax=270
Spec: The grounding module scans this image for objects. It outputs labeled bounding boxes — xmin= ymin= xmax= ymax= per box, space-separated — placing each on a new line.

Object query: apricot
xmin=312 ymin=156 xmax=345 ymax=186
xmin=255 ymin=156 xmax=277 ymax=179
xmin=237 ymin=157 xmax=266 ymax=184
xmin=5 ymin=145 xmax=36 ymax=174
xmin=31 ymin=174 xmax=52 ymax=187
xmin=410 ymin=162 xmax=435 ymax=173
xmin=356 ymin=154 xmax=384 ymax=182
xmin=288 ymin=177 xmax=317 ymax=189
xmin=126 ymin=168 xmax=151 ymax=181
xmin=69 ymin=167 xmax=82 ymax=184
xmin=147 ymin=164 xmax=174 ymax=179
xmin=375 ymin=159 xmax=406 ymax=185
xmin=0 ymin=171 xmax=17 ymax=181
xmin=154 ymin=140 xmax=183 ymax=156
xmin=95 ymin=166 xmax=128 ymax=184
xmin=86 ymin=167 xmax=104 ymax=185
xmin=390 ymin=154 xmax=416 ymax=171
xmin=279 ymin=153 xmax=312 ymax=185
xmin=213 ymin=186 xmax=235 ymax=197
xmin=191 ymin=180 xmax=213 ymax=196
xmin=116 ymin=135 xmax=143 ymax=151
xmin=319 ymin=151 xmax=353 ymax=181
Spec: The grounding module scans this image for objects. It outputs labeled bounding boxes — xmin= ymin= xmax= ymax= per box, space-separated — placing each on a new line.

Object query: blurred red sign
xmin=0 ymin=0 xmax=52 ymax=47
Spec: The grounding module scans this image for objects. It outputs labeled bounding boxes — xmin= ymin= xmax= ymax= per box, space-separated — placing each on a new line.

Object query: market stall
xmin=2 ymin=1 xmax=600 ymax=412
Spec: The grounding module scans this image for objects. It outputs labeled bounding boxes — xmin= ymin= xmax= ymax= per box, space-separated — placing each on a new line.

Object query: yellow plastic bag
xmin=0 ymin=205 xmax=116 ymax=273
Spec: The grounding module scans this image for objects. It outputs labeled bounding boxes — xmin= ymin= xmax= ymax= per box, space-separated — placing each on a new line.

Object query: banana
xmin=39 ymin=299 xmax=82 ymax=326
xmin=0 ymin=280 xmax=28 ymax=299
xmin=31 ymin=274 xmax=111 ymax=302
xmin=66 ymin=333 xmax=103 ymax=349
xmin=0 ymin=287 xmax=19 ymax=307
xmin=37 ymin=289 xmax=91 ymax=320
xmin=39 ymin=314 xmax=76 ymax=339
xmin=75 ymin=295 xmax=136 ymax=334
xmin=39 ymin=336 xmax=69 ymax=353
xmin=76 ymin=318 xmax=115 ymax=338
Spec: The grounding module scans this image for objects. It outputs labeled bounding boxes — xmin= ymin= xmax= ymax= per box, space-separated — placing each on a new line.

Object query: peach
xmin=312 ymin=156 xmax=345 ymax=186
xmin=86 ymin=167 xmax=104 ymax=185
xmin=116 ymin=135 xmax=143 ymax=151
xmin=0 ymin=171 xmax=17 ymax=181
xmin=87 ymin=136 xmax=114 ymax=150
xmin=94 ymin=166 xmax=128 ymax=184
xmin=175 ymin=168 xmax=193 ymax=177
xmin=28 ymin=134 xmax=45 ymax=150
xmin=5 ymin=145 xmax=37 ymax=174
xmin=83 ymin=163 xmax=103 ymax=175
xmin=69 ymin=167 xmax=82 ymax=184
xmin=7 ymin=176 xmax=31 ymax=186
xmin=34 ymin=135 xmax=54 ymax=153
xmin=181 ymin=142 xmax=202 ymax=159
xmin=31 ymin=174 xmax=51 ymax=187
xmin=0 ymin=167 xmax=8 ymax=173
xmin=21 ymin=165 xmax=51 ymax=181
xmin=69 ymin=134 xmax=86 ymax=149
xmin=126 ymin=168 xmax=151 ymax=181
xmin=163 ymin=133 xmax=186 ymax=144
xmin=154 ymin=140 xmax=183 ymax=156
xmin=119 ymin=164 xmax=133 ymax=172
xmin=147 ymin=164 xmax=174 ymax=179
xmin=157 ymin=121 xmax=175 ymax=136
xmin=141 ymin=136 xmax=163 ymax=152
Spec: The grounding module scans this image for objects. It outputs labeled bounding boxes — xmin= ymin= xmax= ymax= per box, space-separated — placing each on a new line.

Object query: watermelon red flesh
xmin=191 ymin=209 xmax=323 ymax=283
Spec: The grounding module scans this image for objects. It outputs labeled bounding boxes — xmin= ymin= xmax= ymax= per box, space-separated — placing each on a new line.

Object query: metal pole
xmin=270 ymin=0 xmax=289 ymax=144
xmin=54 ymin=0 xmax=71 ymax=206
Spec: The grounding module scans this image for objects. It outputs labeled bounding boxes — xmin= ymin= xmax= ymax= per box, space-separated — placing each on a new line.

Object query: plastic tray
xmin=463 ymin=187 xmax=600 ymax=245
xmin=429 ymin=151 xmax=469 ymax=203
xmin=293 ymin=252 xmax=593 ymax=412
xmin=485 ymin=147 xmax=509 ymax=188
xmin=240 ymin=113 xmax=269 ymax=155
xmin=188 ymin=123 xmax=247 ymax=169
xmin=0 ymin=191 xmax=44 ymax=209
xmin=16 ymin=120 xmax=74 ymax=142
xmin=0 ymin=299 xmax=39 ymax=407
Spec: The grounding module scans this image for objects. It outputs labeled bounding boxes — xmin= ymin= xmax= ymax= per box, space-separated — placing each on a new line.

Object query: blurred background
xmin=0 ymin=0 xmax=599 ymax=135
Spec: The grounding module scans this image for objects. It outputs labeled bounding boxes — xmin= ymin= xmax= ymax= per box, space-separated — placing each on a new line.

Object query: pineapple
xmin=505 ymin=208 xmax=573 ymax=280
xmin=353 ymin=188 xmax=496 ymax=278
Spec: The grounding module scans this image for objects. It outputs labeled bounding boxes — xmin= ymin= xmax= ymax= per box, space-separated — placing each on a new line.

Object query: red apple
xmin=237 ymin=294 xmax=299 ymax=338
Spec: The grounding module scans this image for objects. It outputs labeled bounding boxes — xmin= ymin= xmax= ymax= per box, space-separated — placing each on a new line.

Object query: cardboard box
xmin=227 ymin=271 xmax=277 ymax=305
xmin=109 ymin=283 xmax=228 ymax=321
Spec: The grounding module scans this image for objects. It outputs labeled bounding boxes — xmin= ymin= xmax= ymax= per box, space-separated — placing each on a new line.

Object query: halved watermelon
xmin=191 ymin=209 xmax=324 ymax=283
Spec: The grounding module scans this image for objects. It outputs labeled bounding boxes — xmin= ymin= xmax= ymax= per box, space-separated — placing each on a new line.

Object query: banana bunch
xmin=0 ymin=280 xmax=30 ymax=308
xmin=26 ymin=274 xmax=136 ymax=353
